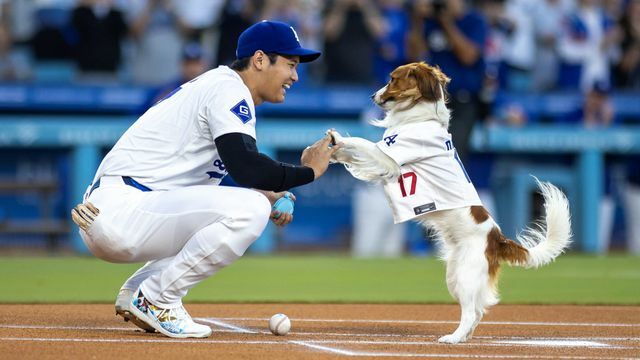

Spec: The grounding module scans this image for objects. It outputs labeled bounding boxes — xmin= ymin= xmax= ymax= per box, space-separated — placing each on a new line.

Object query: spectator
xmin=215 ymin=0 xmax=257 ymax=67
xmin=623 ymin=159 xmax=640 ymax=254
xmin=0 ymin=23 xmax=30 ymax=81
xmin=31 ymin=0 xmax=75 ymax=61
xmin=556 ymin=0 xmax=619 ymax=91
xmin=0 ymin=0 xmax=8 ymax=25
xmin=498 ymin=0 xmax=537 ymax=92
xmin=172 ymin=0 xmax=225 ymax=42
xmin=531 ymin=0 xmax=572 ymax=91
xmin=613 ymin=0 xmax=640 ymax=89
xmin=556 ymin=80 xmax=618 ymax=252
xmin=152 ymin=42 xmax=208 ymax=104
xmin=261 ymin=0 xmax=325 ymax=84
xmin=71 ymin=0 xmax=127 ymax=83
xmin=126 ymin=0 xmax=182 ymax=85
xmin=408 ymin=0 xmax=488 ymax=162
xmin=373 ymin=0 xmax=410 ymax=86
xmin=323 ymin=0 xmax=385 ymax=84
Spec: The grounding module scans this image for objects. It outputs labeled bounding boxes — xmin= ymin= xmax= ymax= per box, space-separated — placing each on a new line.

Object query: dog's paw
xmin=326 ymin=129 xmax=343 ymax=145
xmin=437 ymin=334 xmax=466 ymax=344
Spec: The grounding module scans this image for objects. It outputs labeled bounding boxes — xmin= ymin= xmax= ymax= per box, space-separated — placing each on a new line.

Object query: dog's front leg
xmin=329 ymin=136 xmax=400 ymax=182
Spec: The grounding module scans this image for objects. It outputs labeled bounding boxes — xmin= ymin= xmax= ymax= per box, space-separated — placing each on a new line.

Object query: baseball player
xmin=70 ymin=21 xmax=338 ymax=338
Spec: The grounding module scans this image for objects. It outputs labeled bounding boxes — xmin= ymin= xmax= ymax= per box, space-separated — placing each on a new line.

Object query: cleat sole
xmin=116 ymin=308 xmax=156 ymax=333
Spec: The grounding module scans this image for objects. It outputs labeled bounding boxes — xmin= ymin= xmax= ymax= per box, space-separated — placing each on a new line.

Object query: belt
xmin=88 ymin=176 xmax=152 ymax=197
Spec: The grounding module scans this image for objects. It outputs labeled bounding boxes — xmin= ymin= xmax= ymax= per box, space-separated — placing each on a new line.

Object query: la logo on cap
xmin=290 ymin=26 xmax=300 ymax=43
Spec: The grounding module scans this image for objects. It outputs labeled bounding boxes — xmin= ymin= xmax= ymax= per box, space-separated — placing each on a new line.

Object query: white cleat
xmin=129 ymin=288 xmax=212 ymax=338
xmin=115 ymin=289 xmax=156 ymax=333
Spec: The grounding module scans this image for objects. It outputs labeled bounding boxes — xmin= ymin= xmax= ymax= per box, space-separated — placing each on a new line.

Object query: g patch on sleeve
xmin=230 ymin=99 xmax=252 ymax=123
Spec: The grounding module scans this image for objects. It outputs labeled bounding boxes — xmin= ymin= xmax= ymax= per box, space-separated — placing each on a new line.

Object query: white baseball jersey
xmin=377 ymin=121 xmax=482 ymax=223
xmin=92 ymin=66 xmax=256 ymax=190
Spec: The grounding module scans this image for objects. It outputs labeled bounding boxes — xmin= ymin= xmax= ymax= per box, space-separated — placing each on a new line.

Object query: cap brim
xmin=277 ymin=47 xmax=321 ymax=63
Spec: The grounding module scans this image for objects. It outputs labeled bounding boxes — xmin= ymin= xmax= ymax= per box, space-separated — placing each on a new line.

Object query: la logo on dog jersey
xmin=384 ymin=134 xmax=398 ymax=146
xmin=230 ymin=99 xmax=252 ymax=123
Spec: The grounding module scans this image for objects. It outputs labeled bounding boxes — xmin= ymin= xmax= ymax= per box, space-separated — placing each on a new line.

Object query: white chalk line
xmin=0 ymin=337 xmax=282 ymax=345
xmin=196 ymin=319 xmax=257 ymax=334
xmin=199 ymin=317 xmax=640 ymax=328
xmin=0 ymin=336 xmax=636 ymax=352
xmin=200 ymin=319 xmax=639 ymax=358
xmin=2 ymin=319 xmax=638 ymax=358
xmin=2 ymin=323 xmax=639 ymax=343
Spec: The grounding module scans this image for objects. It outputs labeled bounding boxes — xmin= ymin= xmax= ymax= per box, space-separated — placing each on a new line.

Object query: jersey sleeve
xmin=204 ymin=80 xmax=257 ymax=140
xmin=375 ymin=123 xmax=444 ymax=166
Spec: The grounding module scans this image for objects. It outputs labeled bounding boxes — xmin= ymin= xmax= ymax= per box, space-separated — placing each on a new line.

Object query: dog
xmin=328 ymin=62 xmax=572 ymax=344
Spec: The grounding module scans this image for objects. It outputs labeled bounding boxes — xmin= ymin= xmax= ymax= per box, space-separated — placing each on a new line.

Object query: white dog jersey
xmin=376 ymin=121 xmax=482 ymax=223
xmin=91 ymin=66 xmax=256 ymax=190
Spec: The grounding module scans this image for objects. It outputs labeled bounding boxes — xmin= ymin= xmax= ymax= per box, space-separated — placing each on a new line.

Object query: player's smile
xmin=265 ymin=55 xmax=299 ymax=103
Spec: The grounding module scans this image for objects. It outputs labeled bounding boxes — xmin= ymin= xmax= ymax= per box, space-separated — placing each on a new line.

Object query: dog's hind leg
xmin=438 ymin=239 xmax=488 ymax=344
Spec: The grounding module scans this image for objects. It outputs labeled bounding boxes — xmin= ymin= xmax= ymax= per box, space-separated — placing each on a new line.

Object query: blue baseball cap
xmin=236 ymin=20 xmax=321 ymax=63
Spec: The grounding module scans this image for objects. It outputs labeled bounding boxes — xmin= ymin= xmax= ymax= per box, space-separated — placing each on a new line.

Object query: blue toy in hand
xmin=272 ymin=192 xmax=294 ymax=219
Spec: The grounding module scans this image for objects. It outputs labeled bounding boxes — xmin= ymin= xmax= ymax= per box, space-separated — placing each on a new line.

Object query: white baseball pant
xmin=80 ymin=176 xmax=271 ymax=308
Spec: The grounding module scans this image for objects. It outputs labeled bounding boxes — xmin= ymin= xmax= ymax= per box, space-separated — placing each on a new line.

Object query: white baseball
xmin=269 ymin=313 xmax=291 ymax=336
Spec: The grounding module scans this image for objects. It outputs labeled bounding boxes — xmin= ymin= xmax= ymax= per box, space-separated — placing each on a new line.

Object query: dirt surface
xmin=1 ymin=304 xmax=638 ymax=359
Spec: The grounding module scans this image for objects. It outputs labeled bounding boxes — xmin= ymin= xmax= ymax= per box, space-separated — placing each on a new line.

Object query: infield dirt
xmin=1 ymin=304 xmax=638 ymax=359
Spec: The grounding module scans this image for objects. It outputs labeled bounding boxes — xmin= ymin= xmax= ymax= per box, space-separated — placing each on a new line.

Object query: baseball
xmin=269 ymin=313 xmax=291 ymax=336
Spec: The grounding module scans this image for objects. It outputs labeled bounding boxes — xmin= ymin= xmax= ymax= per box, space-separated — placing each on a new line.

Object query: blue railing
xmin=1 ymin=117 xmax=640 ymax=253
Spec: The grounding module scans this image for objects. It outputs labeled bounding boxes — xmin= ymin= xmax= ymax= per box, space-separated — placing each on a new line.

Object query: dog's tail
xmin=499 ymin=179 xmax=572 ymax=268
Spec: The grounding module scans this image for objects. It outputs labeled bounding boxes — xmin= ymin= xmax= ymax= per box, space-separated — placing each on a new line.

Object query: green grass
xmin=0 ymin=254 xmax=638 ymax=304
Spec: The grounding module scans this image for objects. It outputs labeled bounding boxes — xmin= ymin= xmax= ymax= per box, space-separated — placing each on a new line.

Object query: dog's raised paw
xmin=438 ymin=334 xmax=465 ymax=344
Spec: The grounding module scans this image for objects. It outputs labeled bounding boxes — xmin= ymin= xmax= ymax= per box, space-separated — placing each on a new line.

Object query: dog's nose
xmin=370 ymin=93 xmax=376 ymax=100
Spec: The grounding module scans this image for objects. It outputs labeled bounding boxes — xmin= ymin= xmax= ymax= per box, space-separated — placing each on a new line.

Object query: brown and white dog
xmin=329 ymin=62 xmax=572 ymax=344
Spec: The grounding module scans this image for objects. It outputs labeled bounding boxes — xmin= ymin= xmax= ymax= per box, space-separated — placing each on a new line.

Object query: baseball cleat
xmin=129 ymin=288 xmax=212 ymax=338
xmin=115 ymin=289 xmax=156 ymax=333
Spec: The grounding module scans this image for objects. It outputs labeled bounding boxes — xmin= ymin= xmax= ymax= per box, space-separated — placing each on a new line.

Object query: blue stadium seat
xmin=33 ymin=61 xmax=76 ymax=83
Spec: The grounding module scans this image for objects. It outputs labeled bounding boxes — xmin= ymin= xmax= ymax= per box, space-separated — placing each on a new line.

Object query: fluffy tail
xmin=514 ymin=179 xmax=573 ymax=268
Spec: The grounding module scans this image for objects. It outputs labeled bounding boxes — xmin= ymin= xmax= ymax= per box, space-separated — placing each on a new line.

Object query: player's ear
xmin=252 ymin=50 xmax=266 ymax=70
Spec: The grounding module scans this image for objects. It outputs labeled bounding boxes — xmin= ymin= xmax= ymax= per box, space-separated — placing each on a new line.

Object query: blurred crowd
xmin=0 ymin=0 xmax=638 ymax=93
xmin=0 ymin=0 xmax=638 ymax=254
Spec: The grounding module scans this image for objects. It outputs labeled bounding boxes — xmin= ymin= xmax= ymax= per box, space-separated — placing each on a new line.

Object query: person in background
xmin=71 ymin=0 xmax=127 ymax=84
xmin=172 ymin=0 xmax=225 ymax=42
xmin=126 ymin=0 xmax=182 ymax=85
xmin=0 ymin=21 xmax=30 ymax=81
xmin=560 ymin=80 xmax=617 ymax=253
xmin=372 ymin=0 xmax=410 ymax=85
xmin=531 ymin=0 xmax=572 ymax=91
xmin=153 ymin=42 xmax=208 ymax=104
xmin=556 ymin=0 xmax=619 ymax=92
xmin=215 ymin=0 xmax=257 ymax=67
xmin=261 ymin=0 xmax=324 ymax=84
xmin=613 ymin=0 xmax=640 ymax=89
xmin=323 ymin=0 xmax=385 ymax=84
xmin=350 ymin=0 xmax=413 ymax=258
xmin=498 ymin=0 xmax=537 ymax=92
xmin=408 ymin=0 xmax=488 ymax=163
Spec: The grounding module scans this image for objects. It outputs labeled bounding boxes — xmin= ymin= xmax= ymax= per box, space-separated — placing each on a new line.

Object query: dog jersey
xmin=91 ymin=66 xmax=256 ymax=190
xmin=376 ymin=121 xmax=482 ymax=223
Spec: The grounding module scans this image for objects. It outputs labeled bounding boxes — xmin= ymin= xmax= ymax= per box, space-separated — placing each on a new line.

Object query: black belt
xmin=88 ymin=176 xmax=152 ymax=197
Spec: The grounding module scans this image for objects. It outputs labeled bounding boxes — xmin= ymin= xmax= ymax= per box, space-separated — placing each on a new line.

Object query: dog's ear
xmin=413 ymin=63 xmax=450 ymax=103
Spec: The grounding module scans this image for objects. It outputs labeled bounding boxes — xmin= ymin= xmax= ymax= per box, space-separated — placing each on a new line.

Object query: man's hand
xmin=270 ymin=192 xmax=296 ymax=226
xmin=256 ymin=190 xmax=296 ymax=227
xmin=301 ymin=134 xmax=341 ymax=179
xmin=71 ymin=202 xmax=100 ymax=232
